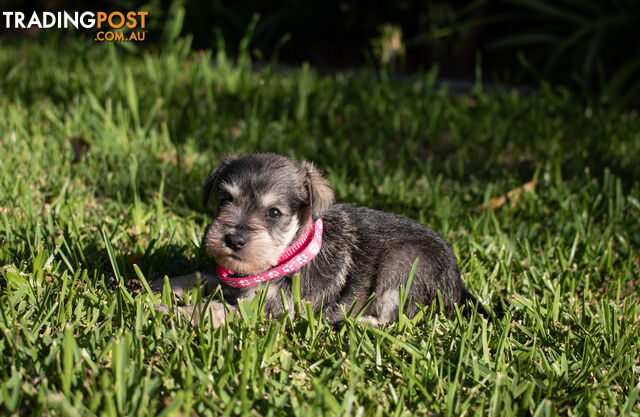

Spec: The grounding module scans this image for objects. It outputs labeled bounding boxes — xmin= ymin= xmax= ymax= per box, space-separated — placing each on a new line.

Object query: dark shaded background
xmin=2 ymin=0 xmax=640 ymax=105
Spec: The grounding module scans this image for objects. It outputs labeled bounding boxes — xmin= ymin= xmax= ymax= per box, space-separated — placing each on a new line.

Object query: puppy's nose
xmin=224 ymin=232 xmax=247 ymax=251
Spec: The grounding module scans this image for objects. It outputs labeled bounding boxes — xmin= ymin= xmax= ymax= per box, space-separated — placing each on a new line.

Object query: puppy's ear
xmin=300 ymin=160 xmax=334 ymax=220
xmin=203 ymin=155 xmax=235 ymax=208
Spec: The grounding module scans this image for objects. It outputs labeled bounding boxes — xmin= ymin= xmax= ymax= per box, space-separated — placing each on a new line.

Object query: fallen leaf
xmin=69 ymin=137 xmax=90 ymax=163
xmin=124 ymin=254 xmax=143 ymax=266
xmin=159 ymin=151 xmax=178 ymax=165
xmin=474 ymin=180 xmax=539 ymax=211
xmin=127 ymin=278 xmax=143 ymax=294
xmin=230 ymin=126 xmax=242 ymax=139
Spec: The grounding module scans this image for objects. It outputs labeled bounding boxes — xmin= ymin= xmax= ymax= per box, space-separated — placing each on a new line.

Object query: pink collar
xmin=216 ymin=218 xmax=324 ymax=288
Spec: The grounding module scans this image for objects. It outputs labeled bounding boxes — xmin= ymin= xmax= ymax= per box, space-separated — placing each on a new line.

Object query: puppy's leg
xmin=357 ymin=315 xmax=382 ymax=326
xmin=150 ymin=272 xmax=220 ymax=298
xmin=152 ymin=272 xmax=234 ymax=326
xmin=322 ymin=300 xmax=393 ymax=327
xmin=320 ymin=308 xmax=385 ymax=328
xmin=156 ymin=301 xmax=238 ymax=327
xmin=366 ymin=243 xmax=460 ymax=325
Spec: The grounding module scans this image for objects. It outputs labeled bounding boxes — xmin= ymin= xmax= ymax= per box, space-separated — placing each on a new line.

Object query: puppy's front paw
xmin=150 ymin=272 xmax=220 ymax=299
xmin=196 ymin=302 xmax=230 ymax=328
xmin=149 ymin=277 xmax=169 ymax=294
xmin=154 ymin=303 xmax=170 ymax=314
xmin=154 ymin=302 xmax=231 ymax=327
xmin=154 ymin=303 xmax=195 ymax=322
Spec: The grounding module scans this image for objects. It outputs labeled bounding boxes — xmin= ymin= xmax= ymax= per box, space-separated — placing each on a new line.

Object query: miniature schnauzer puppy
xmin=152 ymin=153 xmax=487 ymax=327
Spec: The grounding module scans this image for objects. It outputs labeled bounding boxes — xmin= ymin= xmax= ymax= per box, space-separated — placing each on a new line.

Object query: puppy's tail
xmin=459 ymin=288 xmax=505 ymax=322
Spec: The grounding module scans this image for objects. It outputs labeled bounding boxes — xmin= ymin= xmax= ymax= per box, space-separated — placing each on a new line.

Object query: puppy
xmin=152 ymin=153 xmax=488 ymax=327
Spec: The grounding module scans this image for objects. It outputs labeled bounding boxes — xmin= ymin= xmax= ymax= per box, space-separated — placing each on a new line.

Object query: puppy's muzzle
xmin=224 ymin=232 xmax=247 ymax=251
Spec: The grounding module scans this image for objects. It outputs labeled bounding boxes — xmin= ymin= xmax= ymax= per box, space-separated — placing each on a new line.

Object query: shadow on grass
xmin=125 ymin=242 xmax=217 ymax=284
xmin=56 ymin=238 xmax=215 ymax=292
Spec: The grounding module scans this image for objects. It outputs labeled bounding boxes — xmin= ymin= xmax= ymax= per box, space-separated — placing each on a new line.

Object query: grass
xmin=1 ymin=37 xmax=639 ymax=416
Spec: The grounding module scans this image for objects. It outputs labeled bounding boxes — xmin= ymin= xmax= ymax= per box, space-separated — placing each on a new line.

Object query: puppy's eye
xmin=219 ymin=196 xmax=232 ymax=206
xmin=267 ymin=208 xmax=281 ymax=219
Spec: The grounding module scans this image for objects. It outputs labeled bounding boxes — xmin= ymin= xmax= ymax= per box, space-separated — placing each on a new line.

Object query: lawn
xmin=0 ymin=38 xmax=639 ymax=416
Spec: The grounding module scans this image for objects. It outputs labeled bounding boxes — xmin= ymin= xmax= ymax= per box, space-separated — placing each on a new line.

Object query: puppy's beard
xmin=211 ymin=231 xmax=279 ymax=275
xmin=205 ymin=217 xmax=301 ymax=275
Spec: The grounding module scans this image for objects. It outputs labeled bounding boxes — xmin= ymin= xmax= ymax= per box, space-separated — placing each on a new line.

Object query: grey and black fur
xmin=152 ymin=153 xmax=488 ymax=327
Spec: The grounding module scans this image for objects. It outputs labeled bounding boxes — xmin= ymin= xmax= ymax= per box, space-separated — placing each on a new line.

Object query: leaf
xmin=604 ymin=56 xmax=640 ymax=99
xmin=123 ymin=254 xmax=144 ymax=266
xmin=474 ymin=180 xmax=539 ymax=211
xmin=487 ymin=32 xmax=557 ymax=50
xmin=506 ymin=0 xmax=588 ymax=24
xmin=62 ymin=325 xmax=74 ymax=397
xmin=164 ymin=5 xmax=185 ymax=46
xmin=69 ymin=137 xmax=90 ymax=164
xmin=125 ymin=67 xmax=139 ymax=127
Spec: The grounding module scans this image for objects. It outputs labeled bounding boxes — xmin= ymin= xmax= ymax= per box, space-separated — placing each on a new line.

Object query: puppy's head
xmin=202 ymin=153 xmax=334 ymax=275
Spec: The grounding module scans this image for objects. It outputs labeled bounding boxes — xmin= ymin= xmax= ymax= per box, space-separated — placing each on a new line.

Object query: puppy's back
xmin=321 ymin=203 xmax=468 ymax=318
